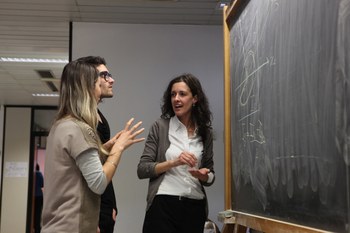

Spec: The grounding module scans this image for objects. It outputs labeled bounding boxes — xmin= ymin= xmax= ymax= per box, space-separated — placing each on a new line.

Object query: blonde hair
xmin=56 ymin=60 xmax=107 ymax=155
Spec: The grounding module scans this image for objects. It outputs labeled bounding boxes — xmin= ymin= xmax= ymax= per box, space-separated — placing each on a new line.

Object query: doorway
xmin=29 ymin=107 xmax=56 ymax=233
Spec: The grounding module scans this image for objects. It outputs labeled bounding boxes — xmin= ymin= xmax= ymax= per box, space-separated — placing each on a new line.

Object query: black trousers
xmin=34 ymin=196 xmax=43 ymax=233
xmin=142 ymin=195 xmax=206 ymax=233
xmin=99 ymin=212 xmax=115 ymax=233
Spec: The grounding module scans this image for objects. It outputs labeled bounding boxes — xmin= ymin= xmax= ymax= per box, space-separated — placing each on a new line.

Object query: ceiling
xmin=0 ymin=0 xmax=228 ymax=106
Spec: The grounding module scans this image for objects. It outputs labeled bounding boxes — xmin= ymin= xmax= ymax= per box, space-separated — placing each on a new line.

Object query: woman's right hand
xmin=103 ymin=131 xmax=122 ymax=151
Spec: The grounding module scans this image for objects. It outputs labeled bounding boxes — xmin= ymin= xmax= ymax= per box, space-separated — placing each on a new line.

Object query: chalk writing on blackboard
xmin=229 ymin=0 xmax=348 ymax=232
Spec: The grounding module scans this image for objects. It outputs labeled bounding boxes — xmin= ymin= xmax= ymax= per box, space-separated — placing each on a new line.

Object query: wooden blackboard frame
xmin=222 ymin=1 xmax=340 ymax=232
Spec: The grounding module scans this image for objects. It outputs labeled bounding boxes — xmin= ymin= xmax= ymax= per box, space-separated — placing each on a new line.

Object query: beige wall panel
xmin=1 ymin=107 xmax=31 ymax=233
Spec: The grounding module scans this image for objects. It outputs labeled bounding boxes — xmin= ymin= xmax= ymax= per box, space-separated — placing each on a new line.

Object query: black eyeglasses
xmin=99 ymin=71 xmax=113 ymax=82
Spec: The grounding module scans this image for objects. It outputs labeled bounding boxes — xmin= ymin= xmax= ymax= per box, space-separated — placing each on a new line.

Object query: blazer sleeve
xmin=137 ymin=121 xmax=160 ymax=179
xmin=200 ymin=129 xmax=215 ymax=186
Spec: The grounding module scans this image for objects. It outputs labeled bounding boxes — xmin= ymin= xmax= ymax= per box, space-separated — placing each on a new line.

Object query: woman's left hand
xmin=188 ymin=168 xmax=210 ymax=182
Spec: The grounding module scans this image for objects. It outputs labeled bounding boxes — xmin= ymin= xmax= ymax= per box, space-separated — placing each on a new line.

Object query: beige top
xmin=41 ymin=118 xmax=100 ymax=233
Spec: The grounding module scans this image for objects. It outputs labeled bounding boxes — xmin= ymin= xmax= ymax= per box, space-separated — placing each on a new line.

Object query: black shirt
xmin=97 ymin=109 xmax=118 ymax=218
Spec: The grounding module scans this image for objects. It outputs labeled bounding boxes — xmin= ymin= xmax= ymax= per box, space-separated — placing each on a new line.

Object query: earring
xmin=192 ymin=103 xmax=196 ymax=107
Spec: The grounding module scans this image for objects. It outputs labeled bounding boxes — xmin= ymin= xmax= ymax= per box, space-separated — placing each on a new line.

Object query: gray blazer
xmin=137 ymin=118 xmax=215 ymax=216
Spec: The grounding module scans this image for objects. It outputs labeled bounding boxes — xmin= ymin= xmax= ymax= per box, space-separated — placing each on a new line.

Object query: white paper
xmin=4 ymin=162 xmax=28 ymax=177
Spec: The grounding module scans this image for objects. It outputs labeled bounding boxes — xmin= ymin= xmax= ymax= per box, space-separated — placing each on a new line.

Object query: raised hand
xmin=111 ymin=118 xmax=145 ymax=153
xmin=103 ymin=131 xmax=122 ymax=151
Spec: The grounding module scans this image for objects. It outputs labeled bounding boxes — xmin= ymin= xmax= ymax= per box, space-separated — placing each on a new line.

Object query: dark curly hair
xmin=161 ymin=73 xmax=212 ymax=143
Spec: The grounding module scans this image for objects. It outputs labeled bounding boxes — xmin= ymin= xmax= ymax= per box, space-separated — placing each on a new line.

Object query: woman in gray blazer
xmin=138 ymin=73 xmax=215 ymax=233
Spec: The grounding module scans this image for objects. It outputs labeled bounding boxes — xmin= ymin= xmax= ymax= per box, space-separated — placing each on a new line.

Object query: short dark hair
xmin=76 ymin=56 xmax=106 ymax=67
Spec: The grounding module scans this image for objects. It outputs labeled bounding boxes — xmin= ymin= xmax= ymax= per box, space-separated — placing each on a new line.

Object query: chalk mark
xmin=235 ymin=57 xmax=270 ymax=92
xmin=239 ymin=109 xmax=259 ymax=122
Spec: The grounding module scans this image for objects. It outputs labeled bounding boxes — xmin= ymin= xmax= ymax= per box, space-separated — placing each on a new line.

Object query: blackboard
xmin=228 ymin=0 xmax=350 ymax=232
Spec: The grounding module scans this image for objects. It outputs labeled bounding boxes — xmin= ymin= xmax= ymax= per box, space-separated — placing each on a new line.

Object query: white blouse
xmin=157 ymin=116 xmax=205 ymax=199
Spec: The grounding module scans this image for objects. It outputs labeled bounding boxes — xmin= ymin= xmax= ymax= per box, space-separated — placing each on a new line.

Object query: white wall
xmin=72 ymin=22 xmax=225 ymax=233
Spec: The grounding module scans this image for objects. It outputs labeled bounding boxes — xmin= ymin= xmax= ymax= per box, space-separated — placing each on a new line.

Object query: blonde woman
xmin=41 ymin=59 xmax=144 ymax=233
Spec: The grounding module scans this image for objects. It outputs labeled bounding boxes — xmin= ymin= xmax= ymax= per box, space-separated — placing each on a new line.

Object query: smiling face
xmin=97 ymin=64 xmax=115 ymax=100
xmin=171 ymin=81 xmax=197 ymax=123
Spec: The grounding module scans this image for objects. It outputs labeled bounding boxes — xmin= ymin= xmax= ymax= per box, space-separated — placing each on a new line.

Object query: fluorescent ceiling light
xmin=32 ymin=93 xmax=59 ymax=97
xmin=0 ymin=57 xmax=68 ymax=63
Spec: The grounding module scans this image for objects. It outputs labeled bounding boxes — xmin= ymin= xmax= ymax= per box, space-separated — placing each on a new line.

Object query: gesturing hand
xmin=104 ymin=131 xmax=122 ymax=151
xmin=188 ymin=168 xmax=210 ymax=182
xmin=112 ymin=118 xmax=145 ymax=153
xmin=174 ymin=151 xmax=197 ymax=168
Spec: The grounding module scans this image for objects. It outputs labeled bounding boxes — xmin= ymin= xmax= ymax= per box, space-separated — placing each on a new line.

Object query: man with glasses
xmin=77 ymin=56 xmax=117 ymax=233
